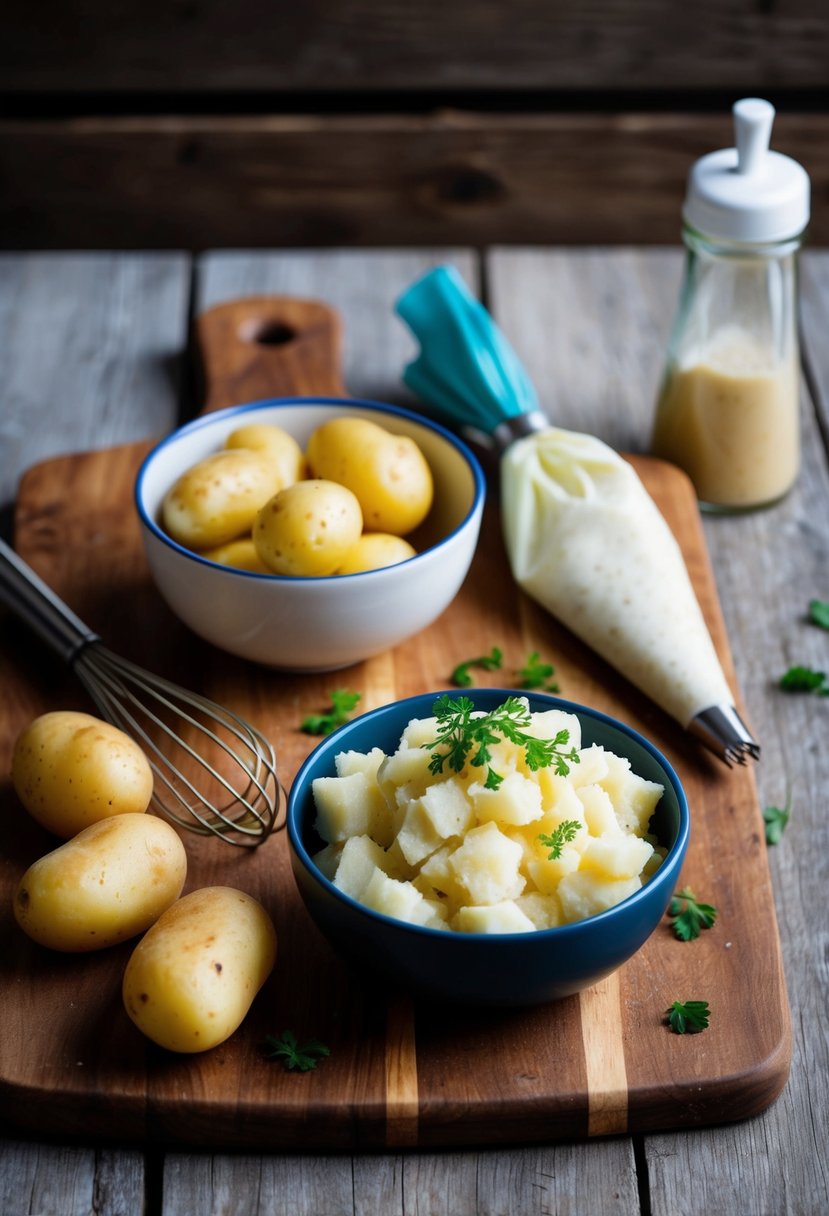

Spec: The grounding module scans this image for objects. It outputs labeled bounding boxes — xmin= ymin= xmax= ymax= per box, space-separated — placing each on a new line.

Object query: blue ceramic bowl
xmin=288 ymin=689 xmax=690 ymax=1006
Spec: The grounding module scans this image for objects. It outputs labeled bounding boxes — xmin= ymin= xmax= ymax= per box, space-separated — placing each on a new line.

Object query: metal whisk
xmin=0 ymin=538 xmax=281 ymax=847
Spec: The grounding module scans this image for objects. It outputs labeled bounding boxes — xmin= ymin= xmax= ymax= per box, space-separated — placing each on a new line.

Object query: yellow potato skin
xmin=14 ymin=814 xmax=187 ymax=952
xmin=201 ymin=537 xmax=271 ymax=574
xmin=12 ymin=710 xmax=154 ymax=838
xmin=161 ymin=449 xmax=283 ymax=550
xmin=122 ymin=887 xmax=277 ymax=1053
xmin=336 ymin=532 xmax=417 ymax=574
xmin=225 ymin=423 xmax=305 ymax=488
xmin=253 ymin=479 xmax=363 ymax=576
xmin=306 ymin=417 xmax=433 ymax=535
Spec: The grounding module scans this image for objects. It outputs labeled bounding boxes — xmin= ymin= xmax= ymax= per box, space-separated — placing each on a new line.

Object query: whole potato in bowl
xmin=306 ymin=416 xmax=433 ymax=535
xmin=135 ymin=398 xmax=485 ymax=671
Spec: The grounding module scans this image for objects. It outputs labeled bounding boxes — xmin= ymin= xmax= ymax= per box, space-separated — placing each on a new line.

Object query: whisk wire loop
xmin=72 ymin=645 xmax=281 ymax=846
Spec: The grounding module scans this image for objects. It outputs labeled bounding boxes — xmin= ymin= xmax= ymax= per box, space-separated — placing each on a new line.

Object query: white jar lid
xmin=683 ymin=99 xmax=810 ymax=243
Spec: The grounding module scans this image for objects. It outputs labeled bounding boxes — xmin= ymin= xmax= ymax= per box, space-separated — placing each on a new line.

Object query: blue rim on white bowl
xmin=287 ymin=689 xmax=691 ymax=1005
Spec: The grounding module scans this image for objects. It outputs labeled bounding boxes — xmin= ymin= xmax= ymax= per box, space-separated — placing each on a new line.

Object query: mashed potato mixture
xmin=311 ymin=697 xmax=666 ymax=934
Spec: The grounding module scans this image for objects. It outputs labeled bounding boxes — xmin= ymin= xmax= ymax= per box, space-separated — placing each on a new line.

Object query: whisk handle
xmin=0 ymin=537 xmax=99 ymax=664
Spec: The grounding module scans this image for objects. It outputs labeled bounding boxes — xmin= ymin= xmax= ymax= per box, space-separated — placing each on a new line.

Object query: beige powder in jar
xmin=651 ymin=328 xmax=800 ymax=510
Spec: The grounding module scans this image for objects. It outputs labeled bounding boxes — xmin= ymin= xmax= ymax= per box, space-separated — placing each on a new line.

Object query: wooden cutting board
xmin=0 ymin=298 xmax=790 ymax=1149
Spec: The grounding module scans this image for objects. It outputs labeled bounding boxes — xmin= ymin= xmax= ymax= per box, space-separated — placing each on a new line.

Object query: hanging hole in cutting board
xmin=239 ymin=320 xmax=297 ymax=347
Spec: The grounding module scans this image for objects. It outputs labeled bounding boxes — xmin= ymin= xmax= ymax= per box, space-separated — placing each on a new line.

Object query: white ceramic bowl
xmin=135 ymin=397 xmax=486 ymax=671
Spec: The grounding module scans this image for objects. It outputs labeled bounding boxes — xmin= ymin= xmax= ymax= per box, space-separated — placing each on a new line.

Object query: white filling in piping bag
xmin=396 ymin=265 xmax=759 ymax=765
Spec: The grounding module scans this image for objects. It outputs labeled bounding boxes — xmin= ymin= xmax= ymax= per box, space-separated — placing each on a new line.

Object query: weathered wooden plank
xmin=800 ymin=252 xmax=829 ymax=438
xmin=0 ymin=1140 xmax=145 ymax=1216
xmin=3 ymin=0 xmax=828 ymax=92
xmin=0 ymin=250 xmax=192 ymax=1216
xmin=1 ymin=112 xmax=827 ymax=251
xmin=0 ymin=252 xmax=191 ymax=510
xmin=486 ymin=245 xmax=829 ymax=1216
xmin=163 ymin=1153 xmax=366 ymax=1216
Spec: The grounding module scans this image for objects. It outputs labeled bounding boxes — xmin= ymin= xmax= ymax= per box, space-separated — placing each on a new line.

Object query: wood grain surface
xmin=0 ymin=292 xmax=791 ymax=1150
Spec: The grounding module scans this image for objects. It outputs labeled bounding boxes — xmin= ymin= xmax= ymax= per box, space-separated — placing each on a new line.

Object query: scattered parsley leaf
xmin=422 ymin=694 xmax=580 ymax=790
xmin=450 ymin=647 xmax=503 ymax=688
xmin=666 ymin=1000 xmax=710 ymax=1034
xmin=538 ymin=819 xmax=582 ymax=860
xmin=264 ymin=1030 xmax=331 ymax=1072
xmin=779 ymin=665 xmax=829 ymax=696
xmin=809 ymin=599 xmax=829 ymax=630
xmin=300 ymin=689 xmax=361 ymax=735
xmin=763 ymin=798 xmax=791 ymax=845
xmin=515 ymin=650 xmax=560 ymax=693
xmin=668 ymin=888 xmax=718 ymax=941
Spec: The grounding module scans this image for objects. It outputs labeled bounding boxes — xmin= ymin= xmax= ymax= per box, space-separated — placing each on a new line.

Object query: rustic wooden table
xmin=0 ymin=247 xmax=826 ymax=1215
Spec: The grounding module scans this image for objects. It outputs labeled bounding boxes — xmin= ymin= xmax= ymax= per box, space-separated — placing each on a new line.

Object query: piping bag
xmin=395 ymin=265 xmax=759 ymax=766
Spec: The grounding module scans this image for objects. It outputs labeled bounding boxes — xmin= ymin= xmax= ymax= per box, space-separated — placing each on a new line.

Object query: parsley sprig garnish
xmin=668 ymin=888 xmax=717 ymax=941
xmin=422 ymin=694 xmax=579 ymax=790
xmin=666 ymin=1000 xmax=710 ymax=1034
xmin=301 ymin=689 xmax=361 ymax=735
xmin=264 ymin=1030 xmax=331 ymax=1072
xmin=515 ymin=650 xmax=560 ymax=693
xmin=538 ymin=820 xmax=582 ymax=859
xmin=779 ymin=665 xmax=829 ymax=696
xmin=451 ymin=647 xmax=503 ymax=688
xmin=809 ymin=599 xmax=829 ymax=630
xmin=763 ymin=796 xmax=792 ymax=845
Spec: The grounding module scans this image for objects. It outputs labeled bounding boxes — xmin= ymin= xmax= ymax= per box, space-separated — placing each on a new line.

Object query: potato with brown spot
xmin=13 ymin=814 xmax=187 ymax=952
xmin=306 ymin=417 xmax=433 ymax=535
xmin=12 ymin=710 xmax=154 ymax=838
xmin=122 ymin=886 xmax=277 ymax=1053
xmin=253 ymin=479 xmax=362 ymax=576
xmin=161 ymin=449 xmax=283 ymax=550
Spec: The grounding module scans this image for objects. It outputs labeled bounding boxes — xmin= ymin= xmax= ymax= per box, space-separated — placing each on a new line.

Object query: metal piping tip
xmin=688 ymin=704 xmax=761 ymax=766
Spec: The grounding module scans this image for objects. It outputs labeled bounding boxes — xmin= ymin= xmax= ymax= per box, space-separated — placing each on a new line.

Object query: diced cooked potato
xmin=312 ymin=770 xmax=394 ymax=846
xmin=418 ymin=777 xmax=475 ymax=839
xmin=515 ymin=891 xmax=563 ymax=930
xmin=377 ymin=747 xmax=434 ymax=811
xmin=557 ymin=872 xmax=641 ymax=923
xmin=536 ymin=770 xmax=585 ymax=819
xmin=335 ymin=746 xmax=385 ymax=779
xmin=470 ymin=770 xmax=543 ymax=827
xmin=312 ymin=841 xmax=343 ymax=881
xmin=396 ymin=800 xmax=444 ymax=867
xmin=577 ymin=784 xmax=622 ymax=837
xmin=399 ymin=716 xmax=439 ymax=749
xmin=448 ymin=821 xmax=525 ymax=905
xmin=580 ymin=834 xmax=654 ymax=881
xmin=418 ymin=846 xmax=467 ymax=904
xmin=570 ymin=744 xmax=611 ymax=787
xmin=361 ymin=869 xmax=436 ymax=927
xmin=332 ymin=835 xmax=389 ymax=899
xmin=598 ymin=752 xmax=664 ymax=836
xmin=454 ymin=901 xmax=536 ymax=934
xmin=529 ymin=709 xmax=582 ymax=751
xmin=526 ymin=843 xmax=582 ymax=895
xmin=310 ymin=698 xmax=666 ymax=935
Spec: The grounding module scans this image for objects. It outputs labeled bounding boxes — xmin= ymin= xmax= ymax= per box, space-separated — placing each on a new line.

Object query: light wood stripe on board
xmin=385 ymin=994 xmax=419 ymax=1147
xmin=579 ymin=972 xmax=629 ymax=1136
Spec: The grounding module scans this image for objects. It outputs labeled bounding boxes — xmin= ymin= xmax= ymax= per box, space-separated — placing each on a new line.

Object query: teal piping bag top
xmin=394 ymin=263 xmax=760 ymax=766
xmin=395 ymin=265 xmax=547 ymax=446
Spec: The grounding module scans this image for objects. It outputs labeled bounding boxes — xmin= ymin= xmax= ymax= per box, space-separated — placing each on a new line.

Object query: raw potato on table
xmin=12 ymin=710 xmax=154 ymax=838
xmin=13 ymin=813 xmax=187 ymax=952
xmin=122 ymin=886 xmax=277 ymax=1053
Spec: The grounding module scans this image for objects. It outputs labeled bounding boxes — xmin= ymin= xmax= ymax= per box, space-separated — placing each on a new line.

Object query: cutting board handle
xmin=196 ymin=296 xmax=347 ymax=413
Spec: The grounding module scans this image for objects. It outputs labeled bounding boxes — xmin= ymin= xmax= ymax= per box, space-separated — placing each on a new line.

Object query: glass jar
xmin=650 ymin=99 xmax=809 ymax=513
